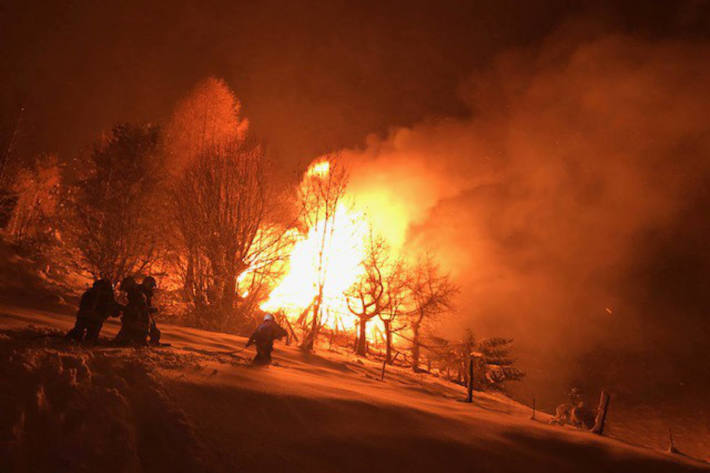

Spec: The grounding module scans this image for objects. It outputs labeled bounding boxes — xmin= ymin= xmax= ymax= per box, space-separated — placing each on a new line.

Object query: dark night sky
xmin=2 ymin=0 xmax=709 ymax=165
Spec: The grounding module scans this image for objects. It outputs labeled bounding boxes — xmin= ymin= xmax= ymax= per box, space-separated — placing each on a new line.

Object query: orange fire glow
xmin=260 ymin=202 xmax=367 ymax=323
xmin=259 ymin=159 xmax=409 ymax=340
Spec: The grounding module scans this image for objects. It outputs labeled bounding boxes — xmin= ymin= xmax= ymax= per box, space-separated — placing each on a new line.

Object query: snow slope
xmin=1 ymin=306 xmax=707 ymax=473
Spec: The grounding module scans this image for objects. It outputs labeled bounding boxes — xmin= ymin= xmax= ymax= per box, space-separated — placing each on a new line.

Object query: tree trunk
xmin=222 ymin=268 xmax=236 ymax=312
xmin=591 ymin=390 xmax=610 ymax=435
xmin=183 ymin=249 xmax=195 ymax=300
xmin=302 ymin=288 xmax=323 ymax=352
xmin=384 ymin=320 xmax=393 ymax=364
xmin=355 ymin=317 xmax=368 ymax=356
xmin=466 ymin=357 xmax=474 ymax=402
xmin=412 ymin=323 xmax=420 ymax=371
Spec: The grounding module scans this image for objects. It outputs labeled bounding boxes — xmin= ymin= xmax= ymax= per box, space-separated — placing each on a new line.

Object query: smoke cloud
xmin=339 ymin=29 xmax=710 ymax=407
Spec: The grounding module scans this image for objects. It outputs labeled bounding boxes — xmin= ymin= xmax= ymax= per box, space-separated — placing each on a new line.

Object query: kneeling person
xmin=114 ymin=276 xmax=150 ymax=345
xmin=66 ymin=279 xmax=121 ymax=343
xmin=246 ymin=314 xmax=288 ymax=365
xmin=140 ymin=276 xmax=161 ymax=345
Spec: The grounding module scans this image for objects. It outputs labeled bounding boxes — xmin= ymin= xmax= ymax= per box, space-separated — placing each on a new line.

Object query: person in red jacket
xmin=246 ymin=313 xmax=288 ymax=365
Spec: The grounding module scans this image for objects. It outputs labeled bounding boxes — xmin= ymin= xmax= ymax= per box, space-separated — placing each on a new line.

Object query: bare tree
xmin=378 ymin=257 xmax=409 ymax=364
xmin=234 ymin=224 xmax=296 ymax=325
xmin=345 ymin=231 xmax=390 ymax=356
xmin=5 ymin=154 xmax=61 ymax=245
xmin=163 ymin=76 xmax=294 ymax=331
xmin=163 ymin=77 xmax=250 ymax=301
xmin=174 ymin=139 xmax=284 ymax=329
xmin=406 ymin=254 xmax=459 ymax=371
xmin=299 ymin=158 xmax=348 ymax=352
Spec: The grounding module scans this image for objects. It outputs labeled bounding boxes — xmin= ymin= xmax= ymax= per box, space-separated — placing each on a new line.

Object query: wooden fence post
xmin=591 ymin=390 xmax=610 ymax=435
xmin=667 ymin=428 xmax=679 ymax=454
xmin=466 ymin=356 xmax=474 ymax=403
xmin=381 ymin=352 xmax=400 ymax=381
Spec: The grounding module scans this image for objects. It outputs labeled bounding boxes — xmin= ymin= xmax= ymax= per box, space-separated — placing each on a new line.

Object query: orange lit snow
xmin=1 ymin=307 xmax=706 ymax=473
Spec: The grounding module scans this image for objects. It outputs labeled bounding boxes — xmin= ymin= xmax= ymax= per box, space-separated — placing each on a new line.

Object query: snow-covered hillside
xmin=1 ymin=307 xmax=707 ymax=473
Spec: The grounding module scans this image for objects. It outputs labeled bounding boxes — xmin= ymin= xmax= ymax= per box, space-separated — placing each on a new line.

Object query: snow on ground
xmin=1 ymin=306 xmax=708 ymax=473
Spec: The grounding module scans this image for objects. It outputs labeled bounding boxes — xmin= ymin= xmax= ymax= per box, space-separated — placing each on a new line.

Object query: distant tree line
xmin=0 ymin=78 xmax=285 ymax=333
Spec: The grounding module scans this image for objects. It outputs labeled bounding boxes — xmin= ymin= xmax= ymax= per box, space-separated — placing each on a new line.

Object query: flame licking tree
xmin=174 ymin=139 xmax=276 ymax=329
xmin=345 ymin=231 xmax=390 ymax=356
xmin=297 ymin=158 xmax=348 ymax=352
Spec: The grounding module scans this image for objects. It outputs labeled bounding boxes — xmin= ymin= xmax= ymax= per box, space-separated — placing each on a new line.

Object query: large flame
xmin=306 ymin=160 xmax=331 ymax=178
xmin=260 ymin=203 xmax=367 ymax=322
xmin=259 ymin=159 xmax=406 ymax=340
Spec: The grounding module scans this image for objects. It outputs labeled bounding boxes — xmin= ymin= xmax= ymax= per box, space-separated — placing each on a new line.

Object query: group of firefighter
xmin=65 ymin=275 xmax=288 ymax=364
xmin=65 ymin=275 xmax=162 ymax=346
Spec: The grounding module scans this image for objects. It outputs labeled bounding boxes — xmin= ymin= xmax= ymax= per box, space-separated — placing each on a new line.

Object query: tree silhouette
xmin=174 ymin=140 xmax=285 ymax=329
xmin=346 ymin=231 xmax=390 ymax=356
xmin=406 ymin=254 xmax=458 ymax=371
xmin=67 ymin=123 xmax=162 ymax=282
xmin=299 ymin=158 xmax=348 ymax=352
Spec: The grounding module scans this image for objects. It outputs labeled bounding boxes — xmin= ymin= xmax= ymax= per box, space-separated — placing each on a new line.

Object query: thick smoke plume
xmin=340 ymin=31 xmax=710 ymax=406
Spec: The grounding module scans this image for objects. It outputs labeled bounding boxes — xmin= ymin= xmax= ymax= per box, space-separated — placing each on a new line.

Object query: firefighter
xmin=246 ymin=313 xmax=288 ymax=365
xmin=140 ymin=276 xmax=162 ymax=345
xmin=114 ymin=276 xmax=150 ymax=345
xmin=66 ymin=279 xmax=121 ymax=343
